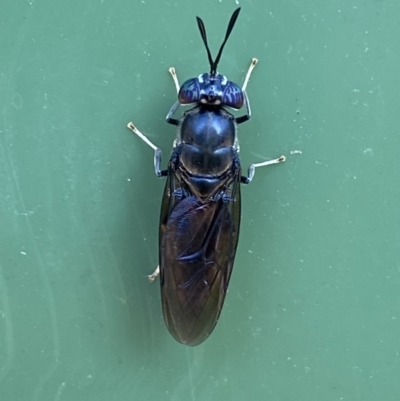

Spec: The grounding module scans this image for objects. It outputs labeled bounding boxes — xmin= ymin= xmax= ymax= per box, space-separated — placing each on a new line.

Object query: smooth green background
xmin=1 ymin=0 xmax=399 ymax=400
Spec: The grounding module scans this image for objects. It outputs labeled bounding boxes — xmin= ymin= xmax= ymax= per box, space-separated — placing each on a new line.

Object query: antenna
xmin=196 ymin=16 xmax=214 ymax=70
xmin=196 ymin=8 xmax=241 ymax=75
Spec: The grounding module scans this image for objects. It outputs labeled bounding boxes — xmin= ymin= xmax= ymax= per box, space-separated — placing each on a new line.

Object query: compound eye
xmin=222 ymin=81 xmax=244 ymax=109
xmin=178 ymin=78 xmax=200 ymax=104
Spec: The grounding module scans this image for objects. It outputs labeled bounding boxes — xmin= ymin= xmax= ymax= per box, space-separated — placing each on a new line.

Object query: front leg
xmin=166 ymin=67 xmax=181 ymax=126
xmin=165 ymin=101 xmax=180 ymax=126
xmin=168 ymin=67 xmax=180 ymax=94
xmin=235 ymin=58 xmax=258 ymax=125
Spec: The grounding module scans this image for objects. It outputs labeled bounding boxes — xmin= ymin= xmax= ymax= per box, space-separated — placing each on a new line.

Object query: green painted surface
xmin=1 ymin=1 xmax=399 ymax=400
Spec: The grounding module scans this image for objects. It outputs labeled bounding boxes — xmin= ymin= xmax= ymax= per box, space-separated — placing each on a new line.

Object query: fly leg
xmin=242 ymin=58 xmax=258 ymax=91
xmin=126 ymin=124 xmax=164 ymax=281
xmin=237 ymin=58 xmax=285 ymax=180
xmin=166 ymin=67 xmax=181 ymax=126
xmin=148 ymin=265 xmax=160 ymax=282
xmin=235 ymin=58 xmax=258 ymax=125
xmin=126 ymin=122 xmax=167 ymax=177
xmin=241 ymin=155 xmax=286 ymax=184
xmin=168 ymin=67 xmax=180 ymax=93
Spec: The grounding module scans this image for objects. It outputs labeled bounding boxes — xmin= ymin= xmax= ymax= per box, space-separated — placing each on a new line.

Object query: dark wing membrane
xmin=159 ymin=171 xmax=241 ymax=346
xmin=159 ymin=165 xmax=184 ymax=245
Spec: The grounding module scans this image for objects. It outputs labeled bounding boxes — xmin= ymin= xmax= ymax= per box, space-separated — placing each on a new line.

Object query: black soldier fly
xmin=127 ymin=8 xmax=285 ymax=346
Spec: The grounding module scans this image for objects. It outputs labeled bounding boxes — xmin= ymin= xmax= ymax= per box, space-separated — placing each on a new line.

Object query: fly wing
xmin=159 ymin=170 xmax=241 ymax=346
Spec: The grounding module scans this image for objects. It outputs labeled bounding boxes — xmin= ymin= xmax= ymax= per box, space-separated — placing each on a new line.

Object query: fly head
xmin=178 ymin=8 xmax=244 ymax=110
